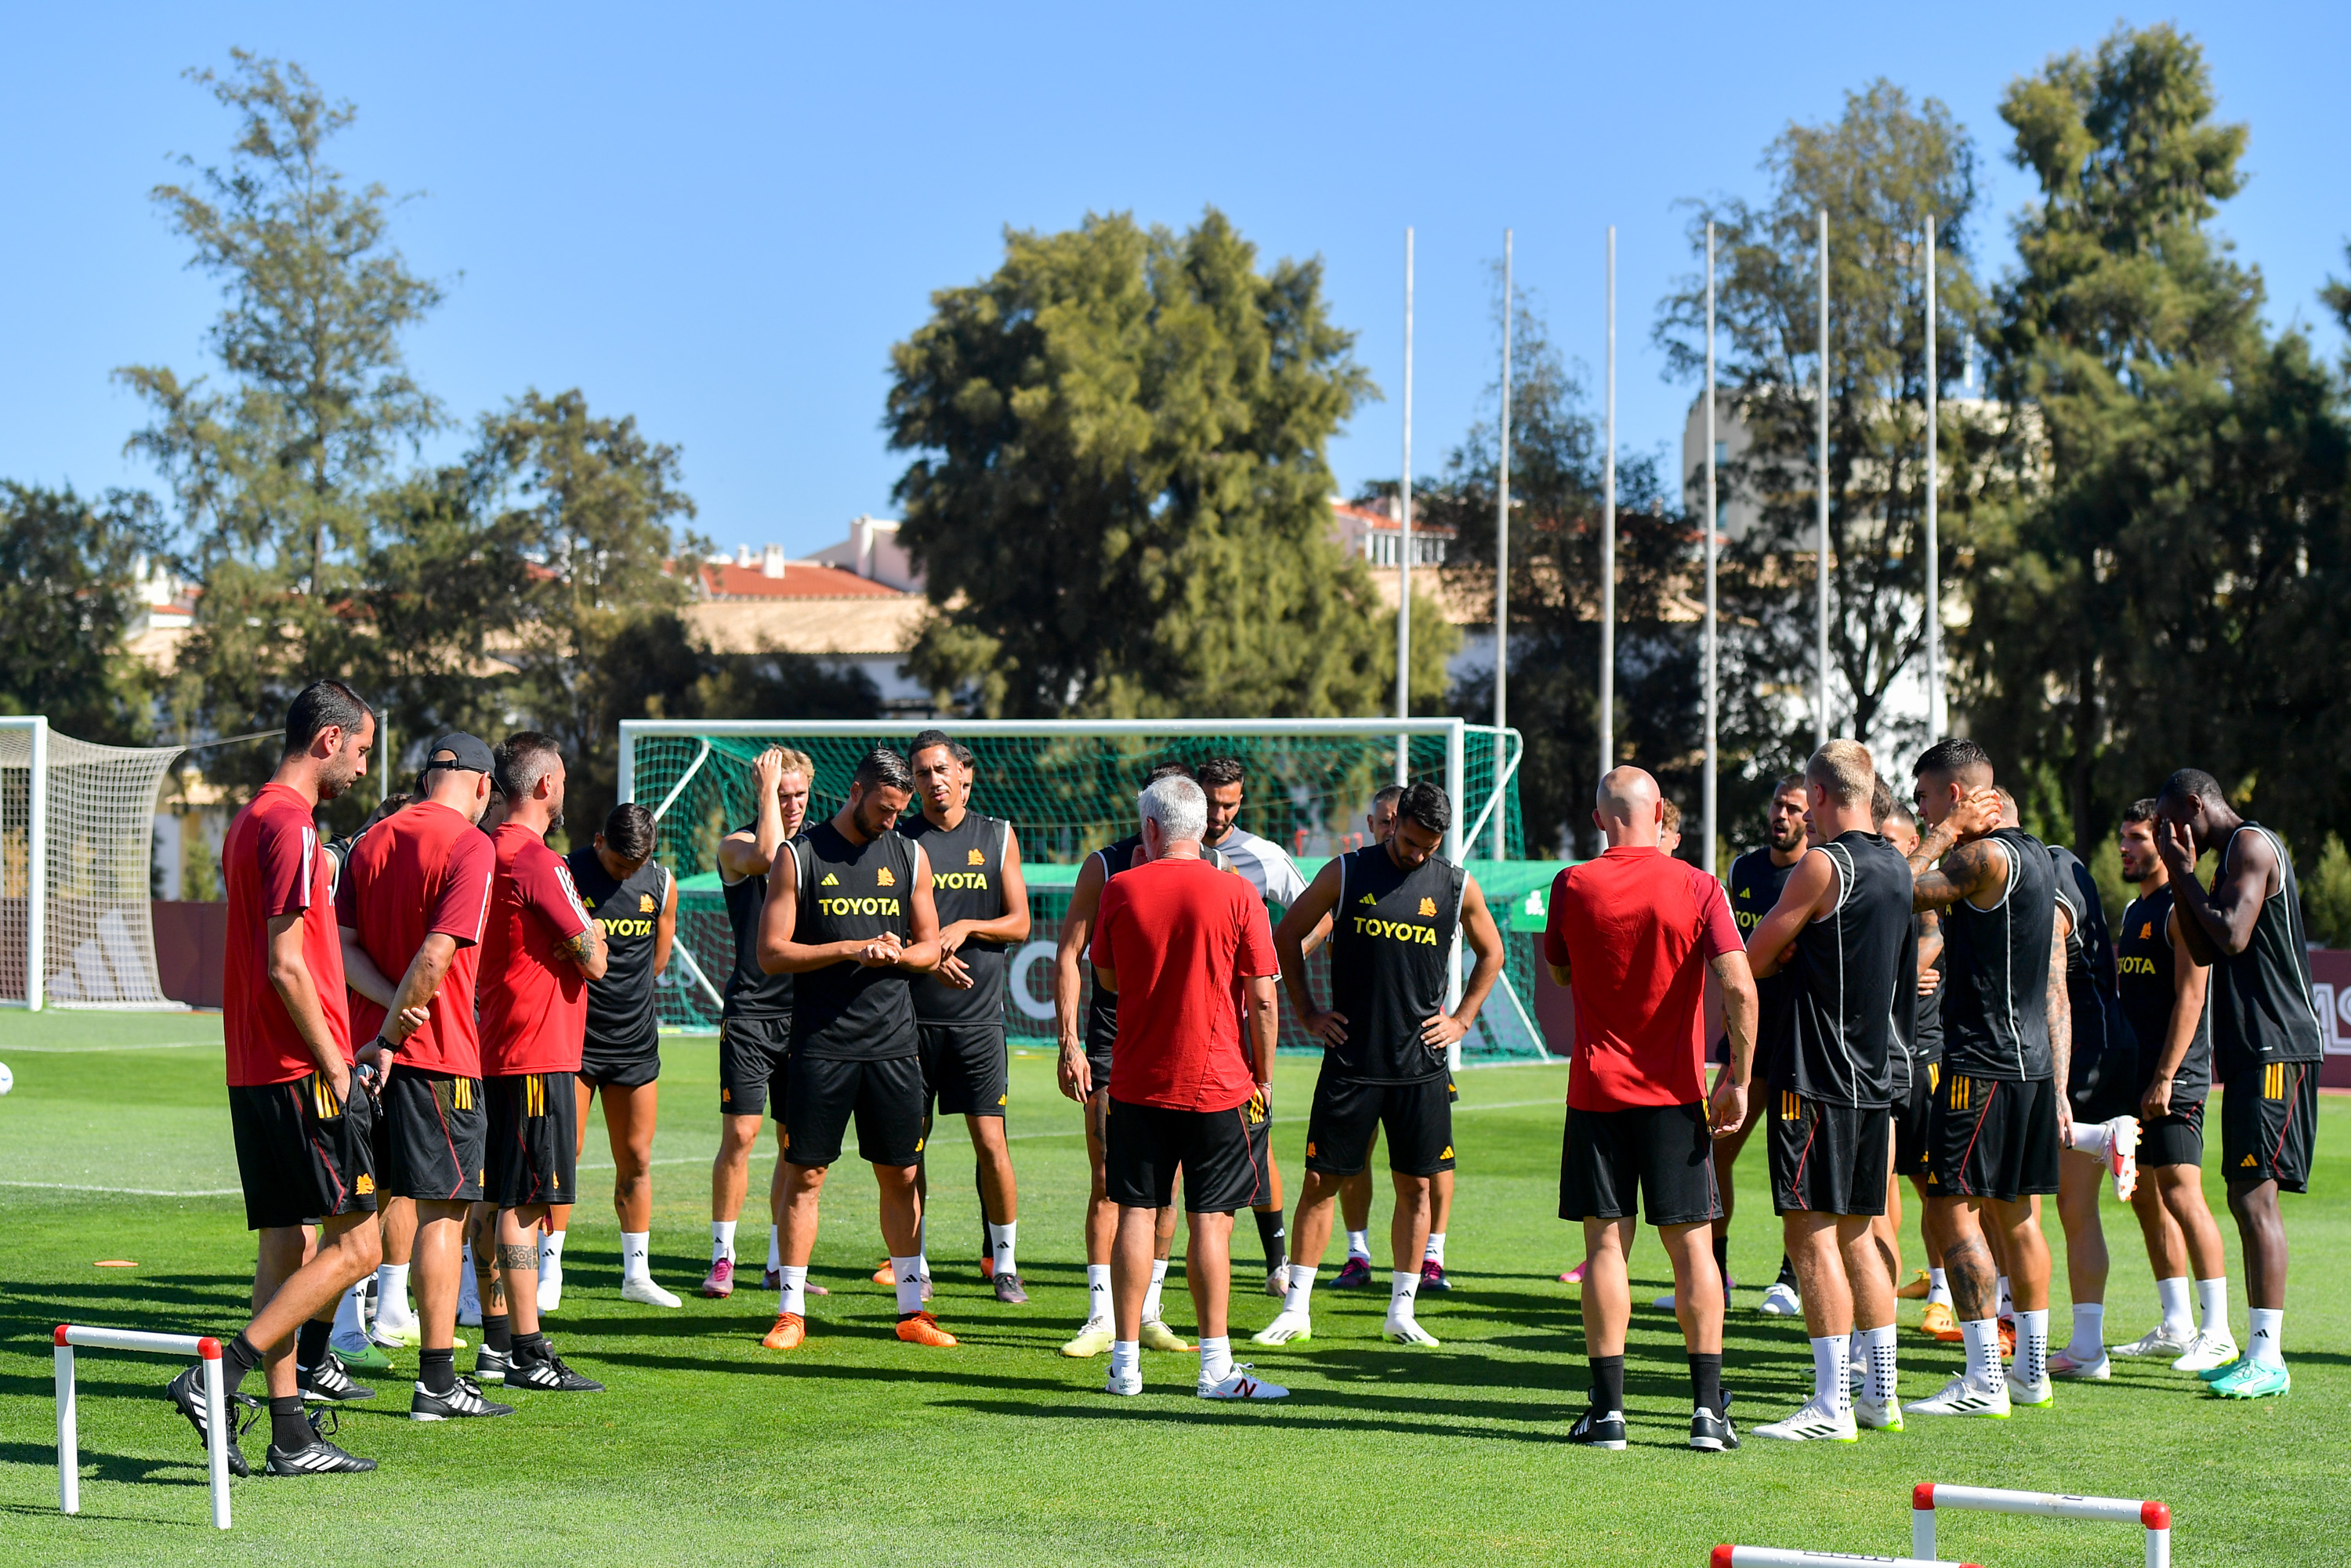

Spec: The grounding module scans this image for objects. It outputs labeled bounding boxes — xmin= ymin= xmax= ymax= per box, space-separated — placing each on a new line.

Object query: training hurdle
xmin=55 ymin=1324 xmax=233 ymax=1529
xmin=1711 ymin=1549 xmax=1975 ymax=1567
xmin=1913 ymin=1483 xmax=2169 ymax=1567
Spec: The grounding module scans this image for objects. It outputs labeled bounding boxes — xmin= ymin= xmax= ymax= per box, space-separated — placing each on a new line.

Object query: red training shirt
xmin=223 ymin=783 xmax=352 ymax=1087
xmin=336 ymin=799 xmax=495 ymax=1077
xmin=1092 ymin=855 xmax=1277 ymax=1112
xmin=1543 ymin=846 xmax=1742 ymax=1111
xmin=478 ymin=820 xmax=594 ymax=1077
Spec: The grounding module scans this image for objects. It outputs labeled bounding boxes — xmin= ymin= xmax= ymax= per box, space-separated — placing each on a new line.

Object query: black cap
xmin=421 ymin=732 xmax=495 ymax=776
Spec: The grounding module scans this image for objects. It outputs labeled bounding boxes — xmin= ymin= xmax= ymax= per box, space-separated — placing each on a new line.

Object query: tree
xmin=886 ymin=209 xmax=1433 ymax=718
xmin=0 ymin=485 xmax=161 ymax=743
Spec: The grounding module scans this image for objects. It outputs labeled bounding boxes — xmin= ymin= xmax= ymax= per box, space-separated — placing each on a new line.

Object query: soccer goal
xmin=1 ymin=716 xmax=188 ymax=1010
xmin=618 ymin=717 xmax=1549 ymax=1063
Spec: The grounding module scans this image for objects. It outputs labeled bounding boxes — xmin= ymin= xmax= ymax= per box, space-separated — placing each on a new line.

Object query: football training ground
xmin=2 ymin=1009 xmax=2342 ymax=1566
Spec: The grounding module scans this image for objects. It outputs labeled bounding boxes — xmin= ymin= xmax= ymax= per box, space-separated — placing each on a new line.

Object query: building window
xmin=1714 ymin=440 xmax=1728 ymax=466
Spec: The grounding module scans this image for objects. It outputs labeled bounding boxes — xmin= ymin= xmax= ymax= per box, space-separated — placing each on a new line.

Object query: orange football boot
xmin=761 ymin=1312 xmax=806 ymax=1350
xmin=895 ymin=1311 xmax=958 ymax=1348
xmin=871 ymin=1260 xmax=897 ymax=1285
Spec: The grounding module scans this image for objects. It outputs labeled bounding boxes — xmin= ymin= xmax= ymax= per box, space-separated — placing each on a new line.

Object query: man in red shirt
xmin=1543 ymin=766 xmax=1759 ymax=1453
xmin=1091 ymin=774 xmax=1288 ymax=1401
xmin=478 ymin=732 xmax=607 ymax=1394
xmin=168 ymin=679 xmax=383 ymax=1478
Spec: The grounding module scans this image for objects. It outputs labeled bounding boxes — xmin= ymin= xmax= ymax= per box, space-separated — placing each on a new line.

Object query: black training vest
xmin=1327 ymin=844 xmax=1464 ymax=1084
xmin=567 ymin=846 xmax=669 ymax=1053
xmin=2051 ymin=844 xmax=2132 ymax=1100
xmin=1728 ymin=847 xmax=1802 ymax=1076
xmin=1940 ymin=825 xmax=2057 ymax=1082
xmin=900 ymin=810 xmax=1009 ymax=1030
xmin=1775 ymin=831 xmax=1909 ymax=1108
xmin=790 ymin=820 xmax=918 ymax=1061
xmin=720 ymin=821 xmax=795 ymax=1020
xmin=2207 ymin=824 xmax=2324 ymax=1077
xmin=2115 ymin=884 xmax=2212 ymax=1099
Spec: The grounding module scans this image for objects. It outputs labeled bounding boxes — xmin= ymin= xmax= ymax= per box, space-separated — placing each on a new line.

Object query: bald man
xmin=1543 ymin=767 xmax=1759 ymax=1453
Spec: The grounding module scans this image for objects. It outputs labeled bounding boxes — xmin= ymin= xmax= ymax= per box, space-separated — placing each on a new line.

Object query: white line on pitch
xmin=2 ymin=1041 xmax=221 ymax=1052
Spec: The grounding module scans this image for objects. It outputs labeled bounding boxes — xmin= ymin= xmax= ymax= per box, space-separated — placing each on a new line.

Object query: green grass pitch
xmin=0 ymin=1009 xmax=2342 ymax=1566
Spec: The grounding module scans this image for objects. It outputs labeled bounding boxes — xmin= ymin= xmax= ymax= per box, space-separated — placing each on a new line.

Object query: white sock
xmin=1085 ymin=1263 xmax=1111 ymax=1325
xmin=1110 ymin=1339 xmax=1140 ymax=1381
xmin=712 ymin=1219 xmax=737 ymax=1265
xmin=2156 ymin=1275 xmax=2193 ymax=1335
xmin=2193 ymin=1276 xmax=2228 ymax=1338
xmin=1959 ymin=1316 xmax=2003 ymax=1388
xmin=2067 ymin=1302 xmax=2105 ymax=1359
xmin=540 ymin=1229 xmax=567 ymax=1279
xmin=2068 ymin=1120 xmax=2112 ymax=1158
xmin=2248 ymin=1307 xmax=2284 ymax=1368
xmin=1424 ymin=1231 xmax=1447 ymax=1266
xmin=892 ymin=1255 xmax=926 ymax=1315
xmin=766 ymin=1225 xmax=781 ymax=1274
xmin=1346 ymin=1229 xmax=1371 ymax=1262
xmin=1996 ymin=1275 xmax=2012 ymax=1317
xmin=333 ymin=1278 xmax=367 ymax=1339
xmin=1809 ymin=1334 xmax=1850 ymax=1412
xmin=1387 ymin=1269 xmax=1422 ymax=1324
xmin=1141 ymin=1258 xmax=1168 ymax=1323
xmin=1198 ymin=1334 xmax=1233 ymax=1384
xmin=375 ymin=1262 xmax=412 ymax=1322
xmin=987 ymin=1221 xmax=1018 ymax=1277
xmin=1926 ymin=1266 xmax=1951 ymax=1307
xmin=1282 ymin=1266 xmax=1317 ymax=1316
xmin=777 ymin=1264 xmax=806 ymax=1317
xmin=1861 ymin=1324 xmax=1899 ymax=1406
xmin=621 ymin=1231 xmax=651 ymax=1284
xmin=2016 ymin=1307 xmax=2049 ymax=1384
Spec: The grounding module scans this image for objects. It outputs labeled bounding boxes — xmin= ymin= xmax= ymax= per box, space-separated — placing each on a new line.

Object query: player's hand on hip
xmin=322 ymin=1058 xmax=354 ymax=1109
xmin=1418 ymin=1012 xmax=1467 ymax=1049
xmin=1303 ymin=1008 xmax=1348 ymax=1045
xmin=1707 ymin=1076 xmax=1748 ymax=1138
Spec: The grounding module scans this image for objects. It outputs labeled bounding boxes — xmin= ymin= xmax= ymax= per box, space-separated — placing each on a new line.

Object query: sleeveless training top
xmin=2115 ymin=883 xmax=2211 ymax=1099
xmin=1773 ymin=830 xmax=1910 ymax=1108
xmin=720 ymin=821 xmax=794 ymax=1020
xmin=2206 ymin=823 xmax=2324 ymax=1079
xmin=566 ymin=846 xmax=669 ymax=1055
xmin=900 ymin=810 xmax=1009 ymax=1030
xmin=790 ymin=820 xmax=918 ymax=1061
xmin=2051 ymin=843 xmax=2132 ymax=1092
xmin=1727 ymin=846 xmax=1802 ymax=1075
xmin=1940 ymin=825 xmax=2057 ymax=1082
xmin=1326 ymin=843 xmax=1465 ymax=1084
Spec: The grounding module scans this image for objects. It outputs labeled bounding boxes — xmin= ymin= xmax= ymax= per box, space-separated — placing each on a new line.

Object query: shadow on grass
xmin=0 ymin=1442 xmax=208 ymax=1489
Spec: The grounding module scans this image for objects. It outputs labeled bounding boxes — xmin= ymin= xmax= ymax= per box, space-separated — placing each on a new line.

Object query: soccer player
xmin=566 ymin=802 xmax=682 ymax=1309
xmin=704 ymin=747 xmax=813 ymax=1298
xmin=1744 ymin=741 xmax=1911 ymax=1440
xmin=338 ymin=730 xmax=512 ymax=1420
xmin=1898 ymin=739 xmax=2070 ymax=1420
xmin=1545 ymin=766 xmax=1757 ymax=1453
xmin=167 ymin=679 xmax=385 ymax=1476
xmin=476 ymin=733 xmax=607 ymax=1394
xmin=1255 ymin=781 xmax=1505 ymax=1347
xmin=2154 ymin=769 xmax=2324 ymax=1400
xmin=755 ymin=748 xmax=955 ymax=1351
xmin=1331 ymin=784 xmax=1410 ymax=1291
xmin=1880 ymin=803 xmax=1958 ymax=1338
xmin=895 ymin=732 xmax=1034 ymax=1302
xmin=1096 ymin=774 xmax=1288 ymax=1400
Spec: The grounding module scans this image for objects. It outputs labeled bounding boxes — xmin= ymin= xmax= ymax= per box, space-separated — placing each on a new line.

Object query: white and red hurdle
xmin=1914 ymin=1483 xmax=2170 ymax=1568
xmin=1712 ymin=1549 xmax=1976 ymax=1568
xmin=54 ymin=1323 xmax=234 ymax=1530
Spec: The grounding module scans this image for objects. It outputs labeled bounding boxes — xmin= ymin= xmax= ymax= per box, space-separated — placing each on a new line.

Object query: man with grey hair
xmin=1092 ymin=775 xmax=1287 ymax=1400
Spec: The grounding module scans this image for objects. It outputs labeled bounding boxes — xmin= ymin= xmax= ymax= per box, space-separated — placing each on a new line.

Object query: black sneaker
xmin=297 ymin=1353 xmax=373 ymax=1403
xmin=164 ymin=1363 xmax=251 ymax=1476
xmin=991 ymin=1272 xmax=1031 ymax=1305
xmin=473 ymin=1347 xmax=512 ymax=1385
xmin=1690 ymin=1407 xmax=1739 ymax=1452
xmin=1567 ymin=1408 xmax=1628 ymax=1450
xmin=410 ymin=1375 xmax=515 ymax=1421
xmin=509 ymin=1350 xmax=604 ymax=1393
xmin=266 ymin=1410 xmax=379 ymax=1474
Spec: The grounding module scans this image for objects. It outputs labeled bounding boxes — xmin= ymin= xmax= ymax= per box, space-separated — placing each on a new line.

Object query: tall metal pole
xmin=1925 ymin=213 xmax=1943 ymax=741
xmin=1599 ymin=226 xmax=1616 ymax=809
xmin=1491 ymin=229 xmax=1512 ymax=858
xmin=1396 ymin=226 xmax=1414 ymax=785
xmin=1704 ymin=223 xmax=1719 ymax=879
xmin=1815 ymin=207 xmax=1831 ymax=749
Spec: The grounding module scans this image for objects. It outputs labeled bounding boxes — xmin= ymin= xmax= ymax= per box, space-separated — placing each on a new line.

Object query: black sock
xmin=1255 ymin=1209 xmax=1288 ymax=1271
xmin=513 ymin=1330 xmax=549 ymax=1363
xmin=1689 ymin=1352 xmax=1725 ymax=1415
xmin=1775 ymin=1254 xmax=1798 ymax=1290
xmin=223 ymin=1331 xmax=263 ymax=1390
xmin=1589 ymin=1353 xmax=1626 ymax=1415
xmin=1712 ymin=1233 xmax=1730 ymax=1284
xmin=295 ymin=1318 xmax=331 ymax=1371
xmin=420 ymin=1347 xmax=456 ymax=1396
xmin=483 ymin=1313 xmax=513 ymax=1356
xmin=269 ymin=1393 xmax=312 ymax=1450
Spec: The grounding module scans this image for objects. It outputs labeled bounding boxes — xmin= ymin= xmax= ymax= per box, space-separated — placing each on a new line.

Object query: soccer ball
xmin=0 ymin=1061 xmax=13 ymax=1095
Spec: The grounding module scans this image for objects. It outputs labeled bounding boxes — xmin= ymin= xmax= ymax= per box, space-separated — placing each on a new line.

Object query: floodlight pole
xmin=1925 ymin=212 xmax=1943 ymax=741
xmin=1491 ymin=228 xmax=1512 ymax=858
xmin=1815 ymin=207 xmax=1831 ymax=750
xmin=1599 ymin=225 xmax=1616 ymax=826
xmin=1704 ymin=223 xmax=1719 ymax=880
xmin=1397 ymin=226 xmax=1415 ymax=787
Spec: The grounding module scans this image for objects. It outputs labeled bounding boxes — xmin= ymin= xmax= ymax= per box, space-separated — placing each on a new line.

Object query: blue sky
xmin=3 ymin=3 xmax=2343 ymax=561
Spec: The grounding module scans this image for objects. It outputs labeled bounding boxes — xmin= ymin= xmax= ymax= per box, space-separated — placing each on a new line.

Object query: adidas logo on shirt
xmin=820 ymin=873 xmax=840 ymax=886
xmin=1359 ymin=893 xmax=1377 ymax=905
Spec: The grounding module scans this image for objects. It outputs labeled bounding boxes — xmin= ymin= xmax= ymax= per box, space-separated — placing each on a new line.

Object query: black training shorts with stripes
xmin=2138 ymin=1095 xmax=2206 ymax=1168
xmin=782 ymin=1053 xmax=926 ymax=1169
xmin=376 ymin=1064 xmax=486 ymax=1203
xmin=1925 ymin=1072 xmax=2060 ymax=1203
xmin=719 ymin=1012 xmax=791 ymax=1119
xmin=1303 ymin=1063 xmax=1456 ymax=1178
xmin=1558 ymin=1102 xmax=1722 ymax=1226
xmin=2220 ymin=1060 xmax=2317 ymax=1193
xmin=1893 ymin=1063 xmax=1940 ymax=1181
xmin=1104 ymin=1095 xmax=1265 ymax=1215
xmin=229 ymin=1072 xmax=379 ymax=1231
xmin=485 ymin=1070 xmax=579 ymax=1208
xmin=1766 ymin=1089 xmax=1891 ymax=1217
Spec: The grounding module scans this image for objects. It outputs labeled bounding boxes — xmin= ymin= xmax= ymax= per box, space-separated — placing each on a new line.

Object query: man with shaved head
xmin=1543 ymin=766 xmax=1759 ymax=1453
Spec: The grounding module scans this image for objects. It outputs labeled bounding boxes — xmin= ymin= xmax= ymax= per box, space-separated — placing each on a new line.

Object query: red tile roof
xmin=697 ymin=561 xmax=911 ymax=600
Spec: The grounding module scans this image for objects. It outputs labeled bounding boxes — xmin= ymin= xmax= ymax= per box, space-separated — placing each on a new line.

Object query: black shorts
xmin=1559 ymin=1103 xmax=1722 ymax=1226
xmin=1103 ymin=1094 xmax=1266 ymax=1214
xmin=782 ymin=1053 xmax=925 ymax=1168
xmin=719 ymin=1013 xmax=791 ymax=1118
xmin=1304 ymin=1067 xmax=1456 ymax=1178
xmin=1767 ymin=1092 xmax=1891 ymax=1217
xmin=378 ymin=1066 xmax=486 ymax=1203
xmin=2070 ymin=1043 xmax=2142 ymax=1124
xmin=485 ymin=1071 xmax=579 ymax=1209
xmin=1085 ymin=1037 xmax=1115 ymax=1099
xmin=919 ymin=1023 xmax=1008 ymax=1119
xmin=1927 ymin=1074 xmax=2060 ymax=1202
xmin=580 ymin=1033 xmax=660 ymax=1091
xmin=228 ymin=1074 xmax=378 ymax=1232
xmin=1894 ymin=1063 xmax=1940 ymax=1179
xmin=2221 ymin=1061 xmax=2318 ymax=1194
xmin=2139 ymin=1095 xmax=2207 ymax=1168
